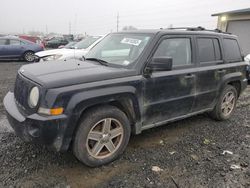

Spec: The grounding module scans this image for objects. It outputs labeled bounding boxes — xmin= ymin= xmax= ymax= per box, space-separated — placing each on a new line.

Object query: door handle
xmin=184 ymin=73 xmax=195 ymax=79
xmin=217 ymin=69 xmax=226 ymax=74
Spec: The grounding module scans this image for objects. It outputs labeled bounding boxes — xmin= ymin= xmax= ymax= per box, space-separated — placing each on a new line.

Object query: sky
xmin=0 ymin=0 xmax=250 ymax=35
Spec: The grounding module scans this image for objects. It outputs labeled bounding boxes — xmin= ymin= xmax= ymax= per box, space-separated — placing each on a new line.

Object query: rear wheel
xmin=210 ymin=85 xmax=238 ymax=121
xmin=73 ymin=106 xmax=131 ymax=167
xmin=23 ymin=51 xmax=35 ymax=62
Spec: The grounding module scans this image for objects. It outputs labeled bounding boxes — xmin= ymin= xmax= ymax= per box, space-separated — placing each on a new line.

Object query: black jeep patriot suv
xmin=4 ymin=27 xmax=248 ymax=167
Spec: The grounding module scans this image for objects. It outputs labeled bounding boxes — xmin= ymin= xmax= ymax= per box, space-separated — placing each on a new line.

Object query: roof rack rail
xmin=168 ymin=26 xmax=205 ymax=31
xmin=167 ymin=26 xmax=231 ymax=34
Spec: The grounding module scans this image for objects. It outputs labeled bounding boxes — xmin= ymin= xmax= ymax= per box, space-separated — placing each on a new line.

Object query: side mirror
xmin=148 ymin=56 xmax=173 ymax=71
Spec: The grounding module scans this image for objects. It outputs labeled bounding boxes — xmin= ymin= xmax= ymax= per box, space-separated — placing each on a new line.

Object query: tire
xmin=73 ymin=105 xmax=131 ymax=167
xmin=23 ymin=51 xmax=35 ymax=62
xmin=210 ymin=85 xmax=238 ymax=121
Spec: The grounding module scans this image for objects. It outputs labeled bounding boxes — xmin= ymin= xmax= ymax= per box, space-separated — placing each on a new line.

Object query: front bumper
xmin=3 ymin=92 xmax=68 ymax=151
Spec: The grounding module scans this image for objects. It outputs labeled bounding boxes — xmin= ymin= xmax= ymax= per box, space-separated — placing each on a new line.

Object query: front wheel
xmin=73 ymin=106 xmax=131 ymax=167
xmin=210 ymin=85 xmax=238 ymax=121
xmin=23 ymin=51 xmax=35 ymax=62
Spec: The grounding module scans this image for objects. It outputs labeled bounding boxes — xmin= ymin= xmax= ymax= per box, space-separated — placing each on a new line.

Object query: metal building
xmin=212 ymin=8 xmax=250 ymax=55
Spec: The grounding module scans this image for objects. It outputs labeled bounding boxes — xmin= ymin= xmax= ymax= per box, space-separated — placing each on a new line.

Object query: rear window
xmin=223 ymin=38 xmax=242 ymax=62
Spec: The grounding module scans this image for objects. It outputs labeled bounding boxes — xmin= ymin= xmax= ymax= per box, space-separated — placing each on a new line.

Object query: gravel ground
xmin=0 ymin=62 xmax=249 ymax=188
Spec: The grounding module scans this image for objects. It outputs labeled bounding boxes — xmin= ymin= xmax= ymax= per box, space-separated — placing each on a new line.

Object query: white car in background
xmin=244 ymin=54 xmax=250 ymax=81
xmin=35 ymin=36 xmax=104 ymax=62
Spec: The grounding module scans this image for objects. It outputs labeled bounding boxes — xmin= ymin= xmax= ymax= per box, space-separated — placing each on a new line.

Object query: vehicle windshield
xmin=74 ymin=36 xmax=101 ymax=49
xmin=85 ymin=33 xmax=151 ymax=67
xmin=64 ymin=41 xmax=77 ymax=49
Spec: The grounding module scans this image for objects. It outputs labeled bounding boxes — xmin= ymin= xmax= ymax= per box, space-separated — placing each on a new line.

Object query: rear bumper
xmin=3 ymin=92 xmax=69 ymax=152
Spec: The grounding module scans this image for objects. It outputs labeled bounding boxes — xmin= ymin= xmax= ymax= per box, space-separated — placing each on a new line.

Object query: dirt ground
xmin=0 ymin=62 xmax=249 ymax=188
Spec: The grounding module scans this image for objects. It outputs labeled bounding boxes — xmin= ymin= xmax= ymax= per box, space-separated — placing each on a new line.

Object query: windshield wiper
xmin=85 ymin=58 xmax=109 ymax=66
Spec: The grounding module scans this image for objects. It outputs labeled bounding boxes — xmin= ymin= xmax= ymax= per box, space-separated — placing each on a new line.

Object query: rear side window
xmin=223 ymin=39 xmax=242 ymax=62
xmin=9 ymin=40 xmax=21 ymax=45
xmin=213 ymin=39 xmax=222 ymax=60
xmin=197 ymin=38 xmax=214 ymax=62
xmin=197 ymin=38 xmax=222 ymax=63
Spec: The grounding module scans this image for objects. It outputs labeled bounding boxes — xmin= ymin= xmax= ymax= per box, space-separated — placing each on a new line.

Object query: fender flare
xmin=61 ymin=86 xmax=142 ymax=150
xmin=217 ymin=72 xmax=243 ymax=97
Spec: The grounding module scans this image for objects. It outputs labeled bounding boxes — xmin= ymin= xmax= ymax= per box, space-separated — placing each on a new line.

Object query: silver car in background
xmin=35 ymin=35 xmax=105 ymax=62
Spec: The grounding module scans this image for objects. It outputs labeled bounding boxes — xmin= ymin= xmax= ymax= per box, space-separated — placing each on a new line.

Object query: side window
xmin=197 ymin=38 xmax=215 ymax=62
xmin=0 ymin=39 xmax=7 ymax=45
xmin=9 ymin=40 xmax=21 ymax=45
xmin=153 ymin=38 xmax=192 ymax=66
xmin=213 ymin=39 xmax=222 ymax=60
xmin=223 ymin=39 xmax=242 ymax=62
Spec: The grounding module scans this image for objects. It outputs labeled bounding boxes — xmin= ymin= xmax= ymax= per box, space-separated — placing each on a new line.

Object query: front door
xmin=143 ymin=36 xmax=196 ymax=126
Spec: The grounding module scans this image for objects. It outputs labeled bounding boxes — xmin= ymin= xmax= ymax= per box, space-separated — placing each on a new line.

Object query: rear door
xmin=6 ymin=39 xmax=24 ymax=57
xmin=192 ymin=36 xmax=224 ymax=111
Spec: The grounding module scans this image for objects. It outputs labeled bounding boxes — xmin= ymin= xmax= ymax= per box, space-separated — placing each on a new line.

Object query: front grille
xmin=14 ymin=73 xmax=36 ymax=115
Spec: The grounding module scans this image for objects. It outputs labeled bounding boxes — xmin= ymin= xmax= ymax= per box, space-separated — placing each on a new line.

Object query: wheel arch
xmin=217 ymin=72 xmax=243 ymax=98
xmin=63 ymin=87 xmax=142 ymax=151
xmin=23 ymin=50 xmax=35 ymax=56
xmin=73 ymin=93 xmax=141 ymax=132
xmin=22 ymin=50 xmax=35 ymax=61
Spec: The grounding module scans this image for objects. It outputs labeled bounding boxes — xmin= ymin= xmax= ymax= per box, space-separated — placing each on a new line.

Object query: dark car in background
xmin=0 ymin=37 xmax=44 ymax=62
xmin=46 ymin=38 xmax=69 ymax=48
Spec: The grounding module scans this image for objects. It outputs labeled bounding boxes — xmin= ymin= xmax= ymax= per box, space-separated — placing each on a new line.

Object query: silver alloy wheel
xmin=24 ymin=52 xmax=35 ymax=62
xmin=221 ymin=91 xmax=236 ymax=116
xmin=86 ymin=118 xmax=124 ymax=159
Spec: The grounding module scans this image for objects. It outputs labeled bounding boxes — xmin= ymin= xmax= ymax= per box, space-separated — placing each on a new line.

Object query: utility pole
xmin=116 ymin=12 xmax=119 ymax=32
xmin=69 ymin=21 xmax=71 ymax=34
xmin=45 ymin=25 xmax=48 ymax=35
xmin=74 ymin=14 xmax=78 ymax=35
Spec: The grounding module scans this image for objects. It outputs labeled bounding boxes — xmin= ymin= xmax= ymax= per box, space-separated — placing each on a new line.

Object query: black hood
xmin=19 ymin=60 xmax=136 ymax=88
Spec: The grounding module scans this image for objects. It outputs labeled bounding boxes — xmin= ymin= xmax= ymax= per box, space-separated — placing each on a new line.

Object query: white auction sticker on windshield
xmin=121 ymin=38 xmax=142 ymax=46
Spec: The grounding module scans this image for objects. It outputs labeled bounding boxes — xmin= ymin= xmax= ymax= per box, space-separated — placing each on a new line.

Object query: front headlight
xmin=29 ymin=86 xmax=39 ymax=108
xmin=43 ymin=54 xmax=63 ymax=61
